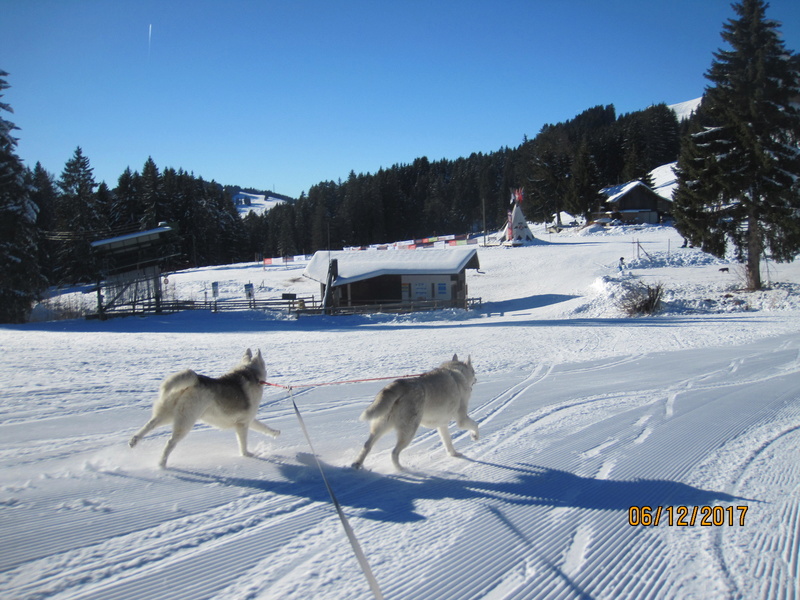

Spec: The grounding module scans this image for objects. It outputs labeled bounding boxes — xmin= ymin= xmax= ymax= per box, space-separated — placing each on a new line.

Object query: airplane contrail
xmin=148 ymin=24 xmax=152 ymax=58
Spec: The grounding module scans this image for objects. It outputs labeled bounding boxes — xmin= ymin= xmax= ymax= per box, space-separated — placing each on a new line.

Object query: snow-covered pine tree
xmin=674 ymin=0 xmax=800 ymax=290
xmin=0 ymin=71 xmax=45 ymax=323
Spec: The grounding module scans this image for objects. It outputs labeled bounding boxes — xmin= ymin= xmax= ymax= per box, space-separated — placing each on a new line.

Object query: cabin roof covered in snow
xmin=600 ymin=181 xmax=650 ymax=203
xmin=304 ymin=248 xmax=480 ymax=286
xmin=600 ymin=180 xmax=671 ymax=204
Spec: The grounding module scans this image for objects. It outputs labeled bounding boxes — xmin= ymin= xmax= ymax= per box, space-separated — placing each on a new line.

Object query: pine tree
xmin=95 ymin=182 xmax=112 ymax=231
xmin=30 ymin=162 xmax=57 ymax=231
xmin=29 ymin=162 xmax=58 ymax=283
xmin=621 ymin=120 xmax=651 ymax=185
xmin=55 ymin=147 xmax=100 ymax=283
xmin=644 ymin=104 xmax=681 ymax=169
xmin=674 ymin=0 xmax=800 ymax=290
xmin=183 ymin=177 xmax=217 ymax=266
xmin=0 ymin=71 xmax=45 ymax=322
xmin=527 ymin=133 xmax=572 ymax=224
xmin=111 ymin=167 xmax=141 ymax=229
xmin=211 ymin=182 xmax=247 ymax=264
xmin=139 ymin=156 xmax=164 ymax=229
xmin=618 ymin=104 xmax=680 ymax=185
xmin=566 ymin=139 xmax=601 ymax=222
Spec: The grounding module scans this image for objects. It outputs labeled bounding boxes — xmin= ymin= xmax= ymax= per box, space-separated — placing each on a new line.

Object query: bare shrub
xmin=618 ymin=282 xmax=664 ymax=316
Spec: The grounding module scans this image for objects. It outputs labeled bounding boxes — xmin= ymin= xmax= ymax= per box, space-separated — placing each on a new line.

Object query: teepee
xmin=500 ymin=188 xmax=536 ymax=246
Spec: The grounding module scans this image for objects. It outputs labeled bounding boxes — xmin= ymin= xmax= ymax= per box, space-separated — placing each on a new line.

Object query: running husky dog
xmin=129 ymin=349 xmax=280 ymax=468
xmin=352 ymin=355 xmax=478 ymax=470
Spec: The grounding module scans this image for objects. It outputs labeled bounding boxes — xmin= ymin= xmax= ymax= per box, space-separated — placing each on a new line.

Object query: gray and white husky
xmin=352 ymin=355 xmax=478 ymax=470
xmin=129 ymin=348 xmax=280 ymax=468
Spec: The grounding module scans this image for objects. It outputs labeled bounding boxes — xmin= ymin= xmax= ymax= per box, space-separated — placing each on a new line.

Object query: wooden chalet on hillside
xmin=594 ymin=181 xmax=672 ymax=225
xmin=304 ymin=248 xmax=480 ymax=313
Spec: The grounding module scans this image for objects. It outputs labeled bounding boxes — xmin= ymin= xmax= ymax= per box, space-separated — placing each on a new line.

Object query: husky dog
xmin=352 ymin=355 xmax=478 ymax=470
xmin=129 ymin=349 xmax=280 ymax=468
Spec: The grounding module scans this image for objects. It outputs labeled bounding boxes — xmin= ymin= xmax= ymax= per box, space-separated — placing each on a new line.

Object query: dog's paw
xmin=471 ymin=431 xmax=479 ymax=441
xmin=128 ymin=436 xmax=139 ymax=448
xmin=352 ymin=462 xmax=363 ymax=470
xmin=242 ymin=450 xmax=255 ymax=458
xmin=272 ymin=429 xmax=281 ymax=438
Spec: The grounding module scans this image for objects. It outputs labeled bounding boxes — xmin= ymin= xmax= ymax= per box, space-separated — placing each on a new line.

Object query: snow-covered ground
xmin=2 ymin=223 xmax=800 ymax=600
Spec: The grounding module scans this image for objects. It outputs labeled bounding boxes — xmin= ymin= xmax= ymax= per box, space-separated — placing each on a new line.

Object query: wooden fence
xmin=88 ymin=295 xmax=320 ymax=319
xmin=89 ymin=294 xmax=482 ymax=319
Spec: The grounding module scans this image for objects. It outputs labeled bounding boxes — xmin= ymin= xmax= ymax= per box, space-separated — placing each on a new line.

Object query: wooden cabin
xmin=595 ymin=181 xmax=672 ymax=224
xmin=304 ymin=248 xmax=480 ymax=312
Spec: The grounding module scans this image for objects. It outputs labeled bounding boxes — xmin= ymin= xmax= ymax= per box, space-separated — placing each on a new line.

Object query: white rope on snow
xmin=290 ymin=393 xmax=385 ymax=600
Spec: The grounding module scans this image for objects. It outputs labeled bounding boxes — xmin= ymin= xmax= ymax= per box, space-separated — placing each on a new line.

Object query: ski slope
xmin=2 ymin=223 xmax=800 ymax=599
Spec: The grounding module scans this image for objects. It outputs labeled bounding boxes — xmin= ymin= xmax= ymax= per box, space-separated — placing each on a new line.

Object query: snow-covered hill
xmin=233 ymin=192 xmax=286 ymax=218
xmin=3 ymin=223 xmax=800 ymax=599
xmin=650 ymin=161 xmax=679 ymax=201
xmin=668 ymin=97 xmax=702 ymax=121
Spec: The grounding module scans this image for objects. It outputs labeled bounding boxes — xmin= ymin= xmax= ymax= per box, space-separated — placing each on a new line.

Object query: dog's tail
xmin=360 ymin=379 xmax=408 ymax=421
xmin=159 ymin=369 xmax=199 ymax=399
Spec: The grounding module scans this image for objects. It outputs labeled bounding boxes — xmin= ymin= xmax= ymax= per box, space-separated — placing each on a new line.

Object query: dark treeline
xmin=30 ymin=152 xmax=249 ymax=286
xmin=247 ymin=102 xmax=682 ymax=257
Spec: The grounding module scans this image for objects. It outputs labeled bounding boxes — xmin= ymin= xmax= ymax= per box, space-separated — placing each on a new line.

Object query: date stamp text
xmin=628 ymin=505 xmax=748 ymax=527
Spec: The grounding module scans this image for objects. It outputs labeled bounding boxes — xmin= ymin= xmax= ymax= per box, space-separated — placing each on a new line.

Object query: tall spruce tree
xmin=674 ymin=0 xmax=800 ymax=290
xmin=139 ymin=156 xmax=165 ymax=229
xmin=111 ymin=167 xmax=141 ymax=229
xmin=0 ymin=71 xmax=44 ymax=322
xmin=55 ymin=147 xmax=101 ymax=283
xmin=29 ymin=162 xmax=58 ymax=283
xmin=565 ymin=139 xmax=600 ymax=222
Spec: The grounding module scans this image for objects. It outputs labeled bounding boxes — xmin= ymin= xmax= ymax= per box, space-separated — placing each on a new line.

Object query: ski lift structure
xmin=90 ymin=223 xmax=180 ymax=318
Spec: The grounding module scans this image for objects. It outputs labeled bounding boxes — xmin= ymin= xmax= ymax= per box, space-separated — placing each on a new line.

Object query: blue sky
xmin=3 ymin=0 xmax=799 ymax=199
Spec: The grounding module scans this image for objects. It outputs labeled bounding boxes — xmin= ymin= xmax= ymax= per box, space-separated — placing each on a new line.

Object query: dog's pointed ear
xmin=467 ymin=355 xmax=472 ymax=367
xmin=453 ymin=353 xmax=458 ymax=362
xmin=244 ymin=348 xmax=253 ymax=361
xmin=255 ymin=349 xmax=263 ymax=360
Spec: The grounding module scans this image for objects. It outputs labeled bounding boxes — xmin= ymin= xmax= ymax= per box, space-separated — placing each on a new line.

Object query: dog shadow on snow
xmin=171 ymin=453 xmax=753 ymax=524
